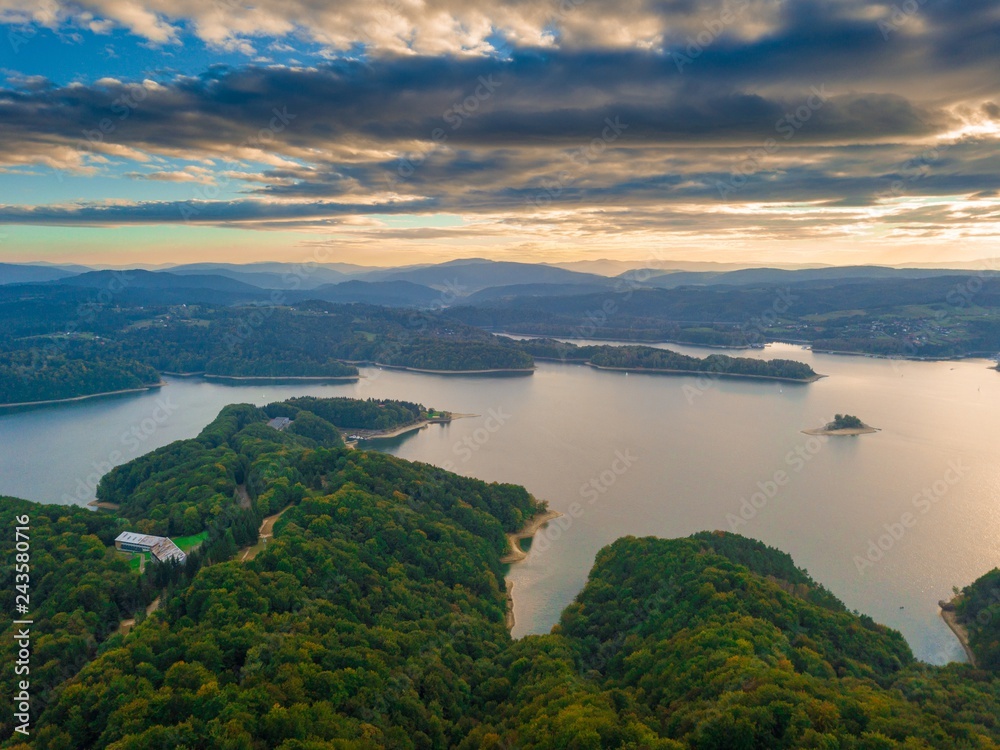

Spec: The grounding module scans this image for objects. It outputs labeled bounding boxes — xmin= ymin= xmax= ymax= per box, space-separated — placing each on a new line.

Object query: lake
xmin=2 ymin=342 xmax=998 ymax=664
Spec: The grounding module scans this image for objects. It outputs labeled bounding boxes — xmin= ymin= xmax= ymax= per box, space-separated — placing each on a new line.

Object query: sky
xmin=0 ymin=0 xmax=998 ymax=268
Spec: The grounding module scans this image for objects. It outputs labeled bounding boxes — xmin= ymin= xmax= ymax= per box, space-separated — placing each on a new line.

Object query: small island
xmin=803 ymin=413 xmax=879 ymax=436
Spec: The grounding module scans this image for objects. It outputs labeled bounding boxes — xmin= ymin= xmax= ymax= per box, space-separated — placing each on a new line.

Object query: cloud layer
xmin=1 ymin=0 xmax=999 ymax=261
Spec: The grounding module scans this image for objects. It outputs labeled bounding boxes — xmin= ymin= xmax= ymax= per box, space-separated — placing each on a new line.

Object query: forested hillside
xmin=0 ymin=499 xmax=151 ymax=734
xmin=0 ymin=289 xmax=536 ymax=405
xmin=515 ymin=338 xmax=819 ymax=382
xmin=958 ymin=568 xmax=1000 ymax=671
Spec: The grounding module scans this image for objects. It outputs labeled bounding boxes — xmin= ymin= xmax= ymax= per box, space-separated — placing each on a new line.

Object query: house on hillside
xmin=115 ymin=532 xmax=187 ymax=564
xmin=267 ymin=417 xmax=292 ymax=431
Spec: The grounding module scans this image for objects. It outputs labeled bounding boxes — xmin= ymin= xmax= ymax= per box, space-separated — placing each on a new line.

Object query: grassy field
xmin=172 ymin=531 xmax=208 ymax=551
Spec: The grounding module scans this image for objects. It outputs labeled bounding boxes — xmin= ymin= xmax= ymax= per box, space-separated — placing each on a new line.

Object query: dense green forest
xmin=269 ymin=397 xmax=426 ymax=430
xmin=0 ymin=498 xmax=151 ymax=732
xmin=514 ymin=337 xmax=600 ymax=362
xmin=514 ymin=337 xmax=819 ymax=381
xmin=0 ymin=351 xmax=160 ymax=404
xmin=958 ymin=569 xmax=1000 ymax=671
xmin=831 ymin=414 xmax=866 ymax=429
xmin=2 ymin=397 xmax=999 ymax=748
xmin=0 ymin=289 xmax=536 ymax=404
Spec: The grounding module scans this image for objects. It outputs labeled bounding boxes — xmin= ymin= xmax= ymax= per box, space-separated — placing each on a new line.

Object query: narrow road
xmin=239 ymin=505 xmax=292 ymax=563
xmin=116 ymin=595 xmax=161 ymax=637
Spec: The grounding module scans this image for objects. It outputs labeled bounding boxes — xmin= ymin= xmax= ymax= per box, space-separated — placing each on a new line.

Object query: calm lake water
xmin=2 ymin=342 xmax=999 ymax=664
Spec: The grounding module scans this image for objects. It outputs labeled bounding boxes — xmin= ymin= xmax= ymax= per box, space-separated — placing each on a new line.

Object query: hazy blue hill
xmin=635 ymin=266 xmax=990 ymax=289
xmin=168 ymin=262 xmax=360 ymax=289
xmin=47 ymin=269 xmax=264 ymax=294
xmin=359 ymin=258 xmax=612 ymax=292
xmin=451 ymin=276 xmax=1000 ymax=332
xmin=462 ymin=281 xmax=620 ymax=304
xmin=294 ymin=279 xmax=444 ymax=306
xmin=0 ymin=263 xmax=82 ymax=285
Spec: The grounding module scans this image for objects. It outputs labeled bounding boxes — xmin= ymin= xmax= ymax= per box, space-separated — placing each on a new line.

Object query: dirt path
xmin=239 ymin=505 xmax=292 ymax=563
xmin=116 ymin=595 xmax=161 ymax=637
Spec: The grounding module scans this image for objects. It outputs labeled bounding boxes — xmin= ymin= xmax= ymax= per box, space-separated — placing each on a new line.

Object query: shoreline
xmin=87 ymin=500 xmax=121 ymax=511
xmin=203 ymin=373 xmax=359 ymax=383
xmin=373 ymin=363 xmax=535 ymax=376
xmin=812 ymin=347 xmax=999 ymax=363
xmin=351 ymin=420 xmax=430 ymax=443
xmin=530 ymin=355 xmax=591 ymax=364
xmin=347 ymin=413 xmax=477 ymax=445
xmin=940 ymin=596 xmax=978 ymax=667
xmin=802 ymin=425 xmax=879 ymax=436
xmin=502 ymin=331 xmax=1000 ymax=364
xmin=497 ymin=331 xmax=757 ymax=351
xmin=587 ymin=362 xmax=824 ymax=384
xmin=0 ymin=382 xmax=165 ymax=410
xmin=502 ymin=509 xmax=564 ymax=631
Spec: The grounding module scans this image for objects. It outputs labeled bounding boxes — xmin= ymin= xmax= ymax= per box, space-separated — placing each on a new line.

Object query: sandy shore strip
xmin=0 ymin=382 xmax=165 ymax=410
xmin=356 ymin=420 xmax=430 ymax=441
xmin=502 ymin=509 xmax=564 ymax=631
xmin=802 ymin=426 xmax=880 ymax=436
xmin=940 ymin=597 xmax=978 ymax=667
xmin=501 ymin=509 xmax=563 ymax=564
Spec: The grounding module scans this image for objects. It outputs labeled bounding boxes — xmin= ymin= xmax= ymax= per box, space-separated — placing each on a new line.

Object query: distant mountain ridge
xmin=5 ymin=259 xmax=999 ymax=310
xmin=356 ymin=258 xmax=611 ymax=292
xmin=630 ymin=265 xmax=990 ymax=289
xmin=42 ymin=269 xmax=265 ymax=293
xmin=0 ymin=263 xmax=82 ymax=285
xmin=290 ymin=280 xmax=445 ymax=306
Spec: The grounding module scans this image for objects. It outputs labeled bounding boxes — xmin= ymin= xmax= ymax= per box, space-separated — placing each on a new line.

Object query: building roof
xmin=115 ymin=531 xmax=187 ymax=564
xmin=115 ymin=531 xmax=162 ymax=547
xmin=267 ymin=417 xmax=292 ymax=430
xmin=150 ymin=537 xmax=186 ymax=564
